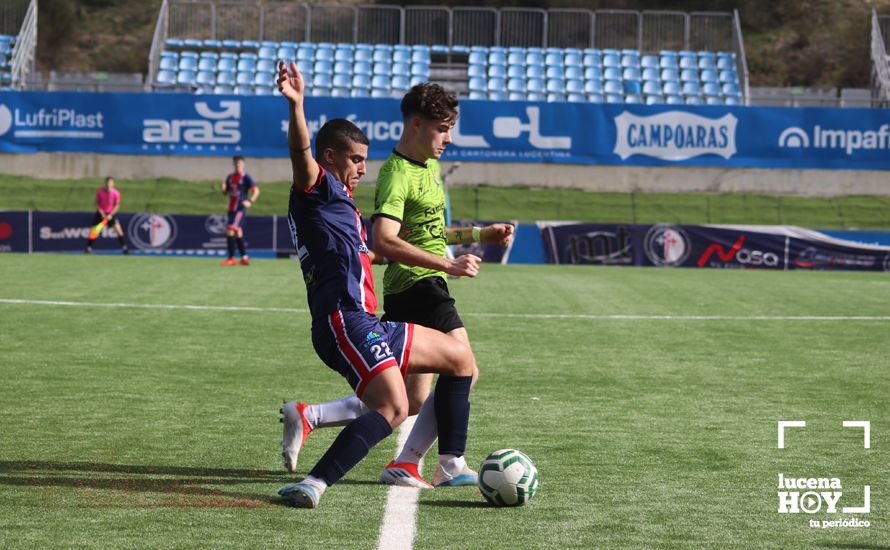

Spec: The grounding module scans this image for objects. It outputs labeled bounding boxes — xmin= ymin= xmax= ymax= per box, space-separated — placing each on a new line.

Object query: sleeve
xmin=244 ymin=174 xmax=256 ymax=188
xmin=302 ymin=164 xmax=331 ymax=201
xmin=373 ymin=167 xmax=408 ymax=222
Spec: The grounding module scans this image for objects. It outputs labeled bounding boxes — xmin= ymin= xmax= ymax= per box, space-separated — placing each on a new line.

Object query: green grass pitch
xmin=0 ymin=254 xmax=888 ymax=549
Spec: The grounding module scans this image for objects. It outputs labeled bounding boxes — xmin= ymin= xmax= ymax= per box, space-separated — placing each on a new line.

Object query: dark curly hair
xmin=400 ymin=83 xmax=459 ymax=122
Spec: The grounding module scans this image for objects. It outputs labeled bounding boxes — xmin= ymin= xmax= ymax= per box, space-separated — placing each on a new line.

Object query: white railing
xmin=732 ymin=9 xmax=750 ymax=105
xmin=147 ymin=0 xmax=169 ymax=91
xmin=871 ymin=10 xmax=890 ymax=107
xmin=10 ymin=0 xmax=36 ymax=89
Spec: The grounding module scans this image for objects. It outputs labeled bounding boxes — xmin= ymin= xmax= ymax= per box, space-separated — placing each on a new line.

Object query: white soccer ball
xmin=478 ymin=449 xmax=539 ymax=506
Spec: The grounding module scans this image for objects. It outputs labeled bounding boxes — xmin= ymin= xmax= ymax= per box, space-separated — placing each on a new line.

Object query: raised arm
xmin=277 ymin=61 xmax=319 ymax=191
xmin=445 ymin=223 xmax=515 ymax=246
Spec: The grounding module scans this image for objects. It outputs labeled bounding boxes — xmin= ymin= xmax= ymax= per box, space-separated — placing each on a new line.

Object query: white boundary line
xmin=2 ymin=298 xmax=890 ymax=321
xmin=376 ymin=416 xmax=420 ymax=550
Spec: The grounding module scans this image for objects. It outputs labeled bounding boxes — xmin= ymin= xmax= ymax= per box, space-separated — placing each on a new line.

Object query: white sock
xmin=308 ymin=395 xmax=367 ymax=429
xmin=395 ymin=391 xmax=438 ymax=464
xmin=303 ymin=475 xmax=328 ymax=495
xmin=438 ymin=454 xmax=466 ymax=474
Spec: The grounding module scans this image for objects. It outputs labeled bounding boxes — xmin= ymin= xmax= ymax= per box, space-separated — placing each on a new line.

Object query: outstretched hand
xmin=277 ymin=61 xmax=305 ymax=103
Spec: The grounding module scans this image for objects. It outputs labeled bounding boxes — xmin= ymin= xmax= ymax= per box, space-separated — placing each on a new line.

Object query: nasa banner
xmin=540 ymin=222 xmax=890 ymax=272
xmin=31 ymin=211 xmax=277 ymax=255
xmin=4 ymin=91 xmax=890 ymax=169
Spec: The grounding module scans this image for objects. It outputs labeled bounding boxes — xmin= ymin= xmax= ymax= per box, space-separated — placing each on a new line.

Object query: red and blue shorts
xmin=311 ymin=309 xmax=414 ymax=398
xmin=226 ymin=207 xmax=246 ymax=231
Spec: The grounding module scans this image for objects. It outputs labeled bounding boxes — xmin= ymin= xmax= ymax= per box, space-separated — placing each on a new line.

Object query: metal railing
xmin=731 ymin=9 xmax=750 ymax=105
xmin=147 ymin=0 xmax=169 ymax=91
xmin=9 ymin=0 xmax=36 ymax=89
xmin=872 ymin=10 xmax=890 ymax=107
xmin=156 ymin=1 xmax=743 ymax=52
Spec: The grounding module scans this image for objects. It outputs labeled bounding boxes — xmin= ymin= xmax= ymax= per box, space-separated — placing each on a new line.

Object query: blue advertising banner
xmin=540 ymin=222 xmax=890 ymax=272
xmin=3 ymin=91 xmax=890 ymax=169
xmin=0 ymin=211 xmax=31 ymax=253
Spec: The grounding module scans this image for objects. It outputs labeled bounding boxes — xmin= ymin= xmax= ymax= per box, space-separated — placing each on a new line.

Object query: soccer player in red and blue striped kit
xmin=221 ymin=155 xmax=260 ymax=266
xmin=275 ymin=60 xmax=477 ymax=508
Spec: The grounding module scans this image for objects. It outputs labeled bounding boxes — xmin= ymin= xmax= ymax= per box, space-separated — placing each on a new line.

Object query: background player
xmin=221 ymin=155 xmax=260 ymax=266
xmin=281 ymin=84 xmax=513 ymax=489
xmin=275 ymin=61 xmax=476 ymax=508
xmin=85 ymin=176 xmax=128 ymax=255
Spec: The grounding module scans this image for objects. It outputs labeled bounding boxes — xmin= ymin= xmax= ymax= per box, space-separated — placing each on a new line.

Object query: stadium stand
xmin=871 ymin=9 xmax=890 ymax=107
xmin=148 ymin=2 xmax=749 ymax=105
xmin=0 ymin=0 xmax=36 ymax=90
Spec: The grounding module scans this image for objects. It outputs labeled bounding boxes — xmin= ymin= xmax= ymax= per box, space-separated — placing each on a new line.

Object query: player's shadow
xmin=420 ymin=499 xmax=489 ymax=509
xmin=0 ymin=460 xmax=376 ymax=508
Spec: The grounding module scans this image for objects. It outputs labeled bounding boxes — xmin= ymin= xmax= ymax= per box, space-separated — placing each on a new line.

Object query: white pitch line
xmin=1 ymin=298 xmax=890 ymax=321
xmin=376 ymin=416 xmax=420 ymax=550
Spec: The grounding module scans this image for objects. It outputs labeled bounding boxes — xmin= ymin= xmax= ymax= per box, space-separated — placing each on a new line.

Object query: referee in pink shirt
xmin=85 ymin=176 xmax=129 ymax=254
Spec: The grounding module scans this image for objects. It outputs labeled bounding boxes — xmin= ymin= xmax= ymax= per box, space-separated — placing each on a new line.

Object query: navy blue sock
xmin=236 ymin=237 xmax=246 ymax=257
xmin=226 ymin=236 xmax=235 ymax=258
xmin=434 ymin=375 xmax=472 ymax=456
xmin=309 ymin=410 xmax=392 ymax=486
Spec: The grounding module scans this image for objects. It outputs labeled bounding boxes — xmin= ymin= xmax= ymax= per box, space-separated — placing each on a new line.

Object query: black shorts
xmin=91 ymin=212 xmax=118 ymax=226
xmin=381 ymin=276 xmax=464 ymax=334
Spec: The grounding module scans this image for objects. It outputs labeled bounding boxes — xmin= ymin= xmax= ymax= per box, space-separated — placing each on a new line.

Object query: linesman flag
xmin=89 ymin=217 xmax=109 ymax=240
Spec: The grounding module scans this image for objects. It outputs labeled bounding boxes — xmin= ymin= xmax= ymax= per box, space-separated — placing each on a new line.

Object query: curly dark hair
xmin=400 ymin=83 xmax=459 ymax=122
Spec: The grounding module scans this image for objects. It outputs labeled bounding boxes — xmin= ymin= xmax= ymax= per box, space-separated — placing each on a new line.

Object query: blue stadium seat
xmin=468 ymin=64 xmax=485 ymax=78
xmin=584 ymin=80 xmax=603 ymax=94
xmin=371 ymin=74 xmax=390 ymax=89
xmin=468 ymin=51 xmax=487 ymax=65
xmin=313 ymin=87 xmax=333 ymax=97
xmin=700 ymin=69 xmax=718 ymax=83
xmin=392 ymin=75 xmax=411 ymax=91
xmin=336 ymin=49 xmax=355 ymax=62
xmin=488 ymin=77 xmax=507 ymax=93
xmin=603 ymin=80 xmax=622 ymax=95
xmin=680 ymin=69 xmax=699 ymax=83
xmin=331 ymin=88 xmax=350 ymax=98
xmin=373 ymin=62 xmax=392 ymax=76
xmin=565 ymin=79 xmax=584 ymax=94
xmin=351 ymin=87 xmax=371 ymax=98
xmin=722 ymin=82 xmax=741 ymax=96
xmin=296 ymin=47 xmax=314 ymax=61
xmin=507 ymin=78 xmax=526 ymax=93
xmin=605 ymin=94 xmax=623 ymax=104
xmin=527 ymin=78 xmax=545 ymax=94
xmin=706 ymin=96 xmax=725 ymax=105
xmin=316 ymin=48 xmax=334 ymax=62
xmin=156 ymin=70 xmax=176 ymax=86
xmin=236 ymin=72 xmax=254 ymax=86
xmin=584 ymin=67 xmax=603 ymax=81
xmin=255 ymin=72 xmax=274 ymax=87
xmin=547 ymin=93 xmax=566 ymax=103
xmin=582 ymin=48 xmax=601 ymax=56
xmin=489 ymin=91 xmax=507 ymax=101
xmin=165 ymin=38 xmax=184 ymax=49
xmin=488 ymin=64 xmax=506 ymax=78
xmin=685 ymin=96 xmax=704 ymax=105
xmin=238 ymin=52 xmax=257 ymax=61
xmin=196 ymin=71 xmax=215 ymax=85
xmin=177 ymin=70 xmax=197 ymax=86
xmin=451 ymin=45 xmax=470 ymax=55
xmin=587 ymin=93 xmax=605 ymax=103
xmin=546 ymin=66 xmax=565 ymax=79
xmin=566 ymin=93 xmax=585 ymax=103
xmin=488 ymin=52 xmax=507 ymax=66
xmin=544 ymin=53 xmax=563 ymax=67
xmin=236 ymin=59 xmax=256 ymax=73
xmin=181 ymin=51 xmax=199 ymax=60
xmin=646 ymin=95 xmax=664 ymax=105
xmin=468 ymin=77 xmax=486 ymax=92
xmin=679 ymin=56 xmax=697 ymax=70
xmin=179 ymin=57 xmax=198 ymax=71
xmin=666 ymin=95 xmax=685 ymax=105
xmin=409 ymin=75 xmax=425 ymax=87
xmin=565 ymin=66 xmax=583 ymax=80
xmin=197 ymin=58 xmax=217 ymax=72
xmin=603 ymin=67 xmax=621 ymax=81
xmin=334 ymin=61 xmax=354 ymax=75
xmin=393 ymin=50 xmax=411 ymax=64
xmin=354 ymin=49 xmax=372 ymax=63
xmin=314 ymin=61 xmax=333 ymax=75
xmin=717 ymin=57 xmax=735 ymax=71
xmin=352 ymin=74 xmax=371 ymax=90
xmin=353 ymin=61 xmax=371 ymax=76
xmin=622 ymin=67 xmax=641 ymax=81
xmin=702 ymin=82 xmax=721 ymax=97
xmin=508 ymin=91 xmax=527 ymax=101
xmin=220 ymin=39 xmax=241 ymax=50
xmin=602 ymin=48 xmax=620 ymax=57
xmin=661 ymin=68 xmax=679 ymax=82
xmin=216 ymin=71 xmax=235 ymax=85
xmin=719 ymin=70 xmax=738 ymax=84
xmin=603 ymin=54 xmax=620 ymax=68
xmin=297 ymin=60 xmax=313 ymax=75
xmin=526 ymin=65 xmax=545 ymax=79
xmin=213 ymin=85 xmax=234 ymax=94
xmin=546 ymin=79 xmax=565 ymax=93
xmin=641 ymin=68 xmax=660 ymax=82
xmin=582 ymin=53 xmax=602 ymax=67
xmin=525 ymin=92 xmax=545 ymax=101
xmin=160 ymin=57 xmax=178 ymax=71
xmin=659 ymin=56 xmax=678 ymax=69
xmin=681 ymin=82 xmax=701 ymax=96
xmin=621 ymin=48 xmax=639 ymax=57
xmin=526 ymin=52 xmax=545 ymax=66
xmin=411 ymin=63 xmax=429 ymax=77
xmin=183 ymin=39 xmax=203 ymax=49
xmin=313 ymin=74 xmax=333 ymax=88
xmin=564 ymin=53 xmax=582 ymax=67
xmin=698 ymin=51 xmax=716 ymax=61
xmin=725 ymin=96 xmax=741 ymax=105
xmin=623 ymin=80 xmax=641 ymax=95
xmin=662 ymin=81 xmax=680 ymax=96
xmin=241 ymin=40 xmax=260 ymax=49
xmin=468 ymin=91 xmax=487 ymax=100
xmin=641 ymin=55 xmax=659 ymax=69
xmin=507 ymin=65 xmax=525 ymax=78
xmin=678 ymin=50 xmax=696 ymax=57
xmin=391 ymin=62 xmax=409 ymax=76
xmin=507 ymin=52 xmax=525 ymax=66
xmin=332 ymin=74 xmax=351 ymax=89
xmin=642 ymin=81 xmax=661 ymax=96
xmin=257 ymin=59 xmax=276 ymax=73
xmin=621 ymin=55 xmax=640 ymax=69
xmin=258 ymin=47 xmax=276 ymax=60
xmin=698 ymin=57 xmax=716 ymax=70
xmin=659 ymin=50 xmax=677 ymax=58
xmin=625 ymin=95 xmax=643 ymax=104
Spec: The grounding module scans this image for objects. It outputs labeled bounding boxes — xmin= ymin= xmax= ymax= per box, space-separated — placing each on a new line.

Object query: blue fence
xmin=3 ymin=91 xmax=890 ymax=169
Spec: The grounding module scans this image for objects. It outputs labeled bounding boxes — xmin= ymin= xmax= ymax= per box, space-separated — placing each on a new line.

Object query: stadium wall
xmin=1 ymin=152 xmax=889 ymax=197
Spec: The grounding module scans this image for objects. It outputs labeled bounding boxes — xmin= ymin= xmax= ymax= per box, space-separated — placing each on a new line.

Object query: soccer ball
xmin=478 ymin=449 xmax=539 ymax=506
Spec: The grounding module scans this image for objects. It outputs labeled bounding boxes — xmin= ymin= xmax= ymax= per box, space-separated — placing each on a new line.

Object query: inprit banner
xmin=5 ymin=91 xmax=890 ymax=169
xmin=540 ymin=222 xmax=890 ymax=272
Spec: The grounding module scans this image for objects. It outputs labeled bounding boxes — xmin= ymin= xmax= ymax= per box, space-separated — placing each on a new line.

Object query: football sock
xmin=438 ymin=453 xmax=467 ymax=474
xmin=302 ymin=475 xmax=328 ymax=496
xmin=308 ymin=410 xmax=392 ymax=486
xmin=236 ymin=237 xmax=246 ymax=257
xmin=117 ymin=235 xmax=126 ymax=247
xmin=309 ymin=395 xmax=367 ymax=429
xmin=226 ymin=236 xmax=235 ymax=258
xmin=434 ymin=375 xmax=472 ymax=457
xmin=395 ymin=390 xmax=438 ymax=464
xmin=87 ymin=238 xmax=95 ymax=248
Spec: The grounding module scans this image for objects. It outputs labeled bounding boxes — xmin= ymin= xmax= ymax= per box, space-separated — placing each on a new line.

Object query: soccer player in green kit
xmin=281 ymin=83 xmax=513 ymax=488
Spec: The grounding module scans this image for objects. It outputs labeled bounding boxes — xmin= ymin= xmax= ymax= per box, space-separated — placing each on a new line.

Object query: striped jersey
xmin=287 ymin=166 xmax=377 ymax=322
xmin=225 ymin=171 xmax=256 ymax=212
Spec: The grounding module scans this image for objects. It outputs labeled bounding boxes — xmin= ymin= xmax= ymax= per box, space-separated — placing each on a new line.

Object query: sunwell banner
xmin=3 ymin=91 xmax=890 ymax=169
